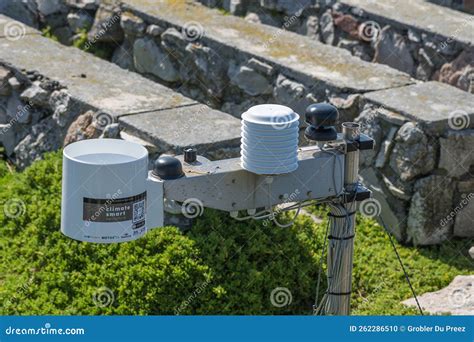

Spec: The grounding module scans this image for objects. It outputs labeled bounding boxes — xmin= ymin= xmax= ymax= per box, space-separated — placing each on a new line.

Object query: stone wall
xmin=1 ymin=2 xmax=473 ymax=245
xmin=199 ymin=0 xmax=474 ymax=94
xmin=357 ymin=82 xmax=474 ymax=245
xmin=0 ymin=64 xmax=95 ymax=169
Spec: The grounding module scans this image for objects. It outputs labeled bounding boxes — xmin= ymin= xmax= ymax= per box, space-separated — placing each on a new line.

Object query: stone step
xmin=121 ymin=0 xmax=413 ymax=96
xmin=0 ymin=15 xmax=241 ymax=166
xmin=197 ymin=0 xmax=473 ymax=92
xmin=0 ymin=14 xmax=40 ymax=39
xmin=112 ymin=0 xmax=416 ymax=122
xmin=0 ymin=35 xmax=196 ymax=117
xmin=340 ymin=0 xmax=474 ymax=47
xmin=362 ymin=81 xmax=474 ymax=134
xmin=119 ymin=103 xmax=241 ymax=159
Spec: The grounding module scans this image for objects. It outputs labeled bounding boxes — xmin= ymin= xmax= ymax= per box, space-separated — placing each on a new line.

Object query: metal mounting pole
xmin=324 ymin=122 xmax=360 ymax=315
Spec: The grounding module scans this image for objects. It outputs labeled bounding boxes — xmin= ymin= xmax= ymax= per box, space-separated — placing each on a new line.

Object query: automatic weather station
xmin=60 ymin=103 xmax=375 ymax=315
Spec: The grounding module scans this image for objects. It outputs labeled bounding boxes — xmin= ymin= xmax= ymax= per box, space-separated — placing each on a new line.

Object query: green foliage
xmin=0 ymin=152 xmax=472 ymax=315
xmin=41 ymin=26 xmax=59 ymax=42
xmin=72 ymin=29 xmax=115 ymax=60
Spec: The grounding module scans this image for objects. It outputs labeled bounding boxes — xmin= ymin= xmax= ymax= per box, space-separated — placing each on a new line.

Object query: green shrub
xmin=0 ymin=152 xmax=471 ymax=315
xmin=0 ymin=152 xmax=324 ymax=315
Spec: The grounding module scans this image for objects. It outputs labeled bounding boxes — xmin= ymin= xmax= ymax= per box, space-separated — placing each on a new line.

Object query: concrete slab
xmin=0 ymin=34 xmax=196 ymax=116
xmin=341 ymin=0 xmax=474 ymax=47
xmin=122 ymin=0 xmax=413 ymax=93
xmin=363 ymin=81 xmax=474 ymax=133
xmin=0 ymin=14 xmax=40 ymax=39
xmin=119 ymin=103 xmax=241 ymax=154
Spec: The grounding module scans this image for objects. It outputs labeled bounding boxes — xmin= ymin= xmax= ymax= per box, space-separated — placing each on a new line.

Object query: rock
xmin=0 ymin=0 xmax=38 ymax=27
xmin=7 ymin=93 xmax=32 ymax=124
xmin=0 ymin=124 xmax=17 ymax=156
xmin=302 ymin=15 xmax=318 ymax=40
xmin=403 ymin=275 xmax=474 ymax=315
xmin=382 ymin=174 xmax=412 ymax=201
xmin=52 ymin=26 xmax=73 ymax=46
xmin=8 ymin=77 xmax=21 ymax=91
xmin=49 ymin=89 xmax=70 ymax=127
xmin=161 ymin=28 xmax=189 ymax=59
xmin=14 ymin=117 xmax=62 ymax=168
xmin=337 ymin=39 xmax=371 ymax=62
xmin=88 ymin=4 xmax=124 ymax=43
xmin=66 ymin=0 xmax=99 ymax=10
xmin=20 ymin=83 xmax=50 ymax=107
xmin=354 ymin=105 xmax=383 ymax=168
xmin=319 ymin=10 xmax=335 ymax=45
xmin=259 ymin=0 xmax=311 ymax=15
xmin=120 ymin=11 xmax=146 ymax=37
xmin=438 ymin=50 xmax=474 ymax=92
xmin=333 ymin=12 xmax=359 ymax=38
xmin=246 ymin=58 xmax=273 ymax=77
xmin=222 ymin=0 xmax=247 ymax=15
xmin=229 ymin=65 xmax=271 ymax=96
xmin=100 ymin=123 xmax=120 ymax=138
xmin=415 ymin=48 xmax=434 ymax=81
xmin=146 ymin=24 xmax=165 ymax=37
xmin=389 ymin=122 xmax=435 ymax=181
xmin=359 ymin=167 xmax=407 ymax=241
xmin=186 ymin=44 xmax=227 ymax=97
xmin=469 ymin=247 xmax=474 ymax=259
xmin=373 ymin=26 xmax=414 ymax=75
xmin=328 ymin=93 xmax=360 ymax=122
xmin=453 ymin=193 xmax=474 ymax=237
xmin=439 ymin=130 xmax=474 ymax=178
xmin=0 ymin=67 xmax=12 ymax=96
xmin=67 ymin=12 xmax=93 ymax=33
xmin=273 ymin=74 xmax=305 ymax=104
xmin=407 ymin=29 xmax=421 ymax=43
xmin=244 ymin=12 xmax=261 ymax=24
xmin=133 ymin=37 xmax=180 ymax=82
xmin=120 ymin=130 xmax=158 ymax=155
xmin=407 ymin=175 xmax=454 ymax=245
xmin=111 ymin=40 xmax=134 ymax=71
xmin=375 ymin=126 xmax=397 ymax=169
xmin=36 ymin=0 xmax=65 ymax=16
xmin=63 ymin=110 xmax=101 ymax=146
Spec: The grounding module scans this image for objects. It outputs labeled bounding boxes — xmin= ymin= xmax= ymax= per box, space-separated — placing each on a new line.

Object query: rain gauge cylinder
xmin=60 ymin=139 xmax=163 ymax=243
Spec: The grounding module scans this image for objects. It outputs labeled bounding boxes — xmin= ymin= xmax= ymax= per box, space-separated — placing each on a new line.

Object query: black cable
xmin=313 ymin=218 xmax=330 ymax=314
xmin=379 ymin=216 xmax=424 ymax=315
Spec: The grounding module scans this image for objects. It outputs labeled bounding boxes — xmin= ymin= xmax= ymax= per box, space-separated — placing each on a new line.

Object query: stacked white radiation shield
xmin=241 ymin=104 xmax=300 ymax=175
